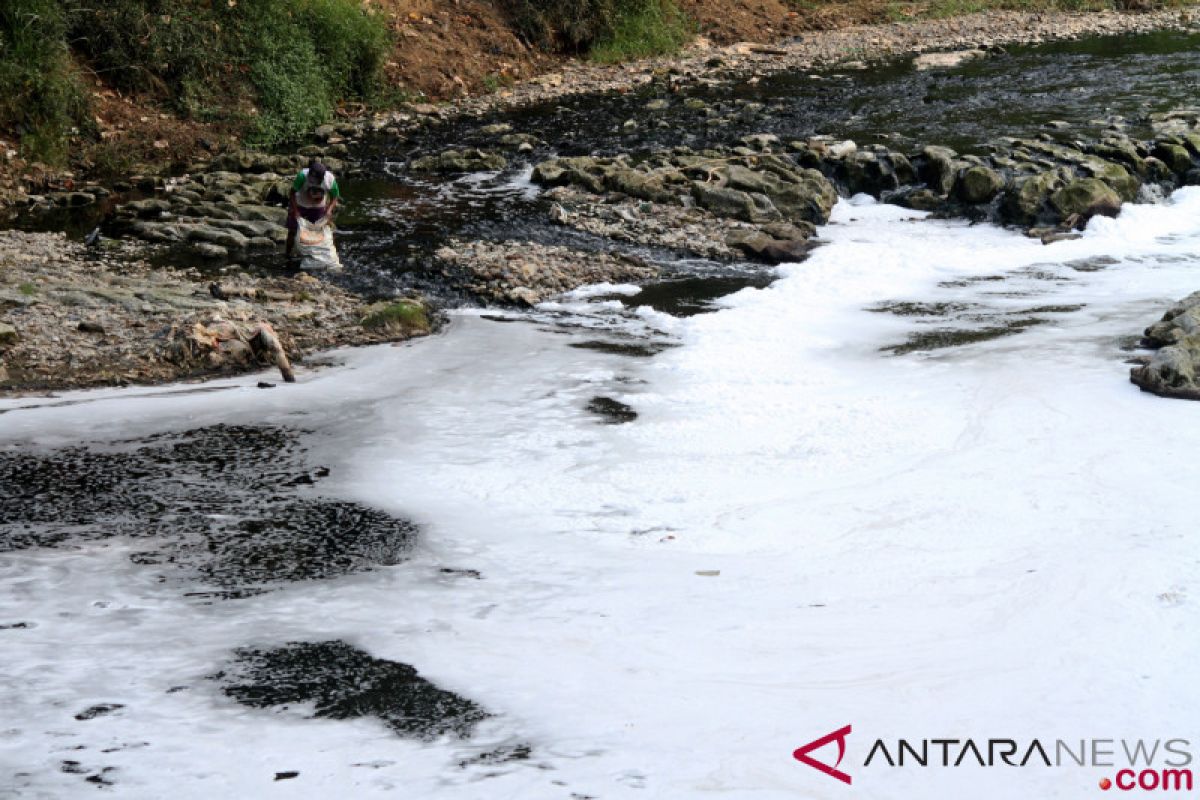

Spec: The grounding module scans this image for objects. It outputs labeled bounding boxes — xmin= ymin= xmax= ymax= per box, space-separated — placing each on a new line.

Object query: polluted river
xmin=3 ymin=29 xmax=1200 ymax=799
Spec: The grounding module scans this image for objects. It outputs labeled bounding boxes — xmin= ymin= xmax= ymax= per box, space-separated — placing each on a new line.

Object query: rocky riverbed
xmin=0 ymin=230 xmax=432 ymax=393
xmin=8 ymin=9 xmax=1200 ymax=395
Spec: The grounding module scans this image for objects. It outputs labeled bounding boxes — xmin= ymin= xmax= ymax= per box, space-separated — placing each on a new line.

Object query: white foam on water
xmin=4 ymin=191 xmax=1200 ymax=798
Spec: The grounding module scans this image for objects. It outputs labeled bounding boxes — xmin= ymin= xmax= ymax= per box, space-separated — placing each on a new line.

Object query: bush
xmin=0 ymin=0 xmax=88 ymax=163
xmin=65 ymin=0 xmax=391 ymax=147
xmin=500 ymin=0 xmax=691 ymax=58
xmin=590 ymin=0 xmax=692 ymax=62
xmin=501 ymin=0 xmax=618 ymax=51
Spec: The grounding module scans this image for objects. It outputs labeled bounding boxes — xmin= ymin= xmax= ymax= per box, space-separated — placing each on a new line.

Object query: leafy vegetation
xmin=590 ymin=0 xmax=693 ymax=62
xmin=501 ymin=0 xmax=692 ymax=57
xmin=0 ymin=0 xmax=88 ymax=163
xmin=0 ymin=0 xmax=392 ymax=161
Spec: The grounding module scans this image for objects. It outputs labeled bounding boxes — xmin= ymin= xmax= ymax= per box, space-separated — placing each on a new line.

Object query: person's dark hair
xmin=306 ymin=160 xmax=327 ymax=188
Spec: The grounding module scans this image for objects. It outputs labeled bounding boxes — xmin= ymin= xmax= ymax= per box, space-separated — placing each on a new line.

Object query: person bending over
xmin=285 ymin=159 xmax=340 ymax=259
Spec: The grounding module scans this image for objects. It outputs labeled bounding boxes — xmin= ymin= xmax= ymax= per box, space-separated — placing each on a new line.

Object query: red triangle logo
xmin=794 ymin=725 xmax=853 ymax=785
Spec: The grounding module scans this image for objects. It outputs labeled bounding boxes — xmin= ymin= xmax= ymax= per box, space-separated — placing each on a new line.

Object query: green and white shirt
xmin=293 ymin=168 xmax=341 ymax=208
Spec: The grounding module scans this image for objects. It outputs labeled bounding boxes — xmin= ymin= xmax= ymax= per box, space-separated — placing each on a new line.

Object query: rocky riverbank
xmin=0 ymin=231 xmax=433 ymax=393
xmin=1130 ymin=291 xmax=1200 ymax=400
xmin=8 ymin=8 xmax=1200 ymax=395
xmin=445 ymin=9 xmax=1200 ymax=120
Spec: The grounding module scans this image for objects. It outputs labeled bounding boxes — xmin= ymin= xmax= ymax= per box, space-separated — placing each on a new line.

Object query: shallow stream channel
xmin=3 ymin=30 xmax=1200 ymax=799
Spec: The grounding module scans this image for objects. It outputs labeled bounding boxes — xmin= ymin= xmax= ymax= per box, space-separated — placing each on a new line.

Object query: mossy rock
xmin=954 ymin=165 xmax=1004 ymax=204
xmin=0 ymin=322 xmax=17 ymax=348
xmin=1151 ymin=142 xmax=1193 ymax=175
xmin=1000 ymin=171 xmax=1064 ymax=225
xmin=1050 ymin=178 xmax=1122 ymax=220
xmin=1083 ymin=159 xmax=1139 ymax=202
xmin=360 ymin=301 xmax=431 ymax=336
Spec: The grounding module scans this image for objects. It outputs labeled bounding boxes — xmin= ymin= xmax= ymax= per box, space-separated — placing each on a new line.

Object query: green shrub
xmin=0 ymin=0 xmax=87 ymax=163
xmin=360 ymin=301 xmax=431 ymax=335
xmin=590 ymin=0 xmax=692 ymax=62
xmin=500 ymin=0 xmax=618 ymax=52
xmin=65 ymin=0 xmax=391 ymax=148
xmin=500 ymin=0 xmax=691 ymax=59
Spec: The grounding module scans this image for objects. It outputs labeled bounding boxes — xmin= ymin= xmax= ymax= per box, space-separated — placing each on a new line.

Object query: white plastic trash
xmin=296 ymin=217 xmax=342 ymax=271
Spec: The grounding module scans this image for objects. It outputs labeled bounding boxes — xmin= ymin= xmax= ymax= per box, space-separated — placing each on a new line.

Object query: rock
xmin=194 ymin=242 xmax=229 ymax=259
xmin=954 ymin=165 xmax=1005 ymax=204
xmin=1001 ymin=171 xmax=1064 ymax=225
xmin=727 ymin=230 xmax=813 ymax=264
xmin=605 ymin=168 xmax=678 ymax=204
xmin=1151 ymin=142 xmax=1193 ymax=175
xmin=188 ymin=226 xmax=249 ymax=251
xmin=1131 ymin=342 xmax=1200 ymax=399
xmin=916 ymin=145 xmax=959 ymax=195
xmin=77 ymin=321 xmax=105 ymax=334
xmin=507 ymin=287 xmax=542 ymax=306
xmin=913 ymin=49 xmax=986 ymax=70
xmin=123 ymin=198 xmax=173 ymax=218
xmin=0 ymin=322 xmax=17 ymax=348
xmin=411 ymin=149 xmax=506 ymax=173
xmin=760 ymin=221 xmax=816 ymax=240
xmin=1140 ymin=156 xmax=1175 ymax=184
xmin=314 ymin=124 xmax=338 ymax=141
xmin=645 ymin=99 xmax=670 ymax=111
xmin=828 ymin=140 xmax=857 ymax=159
xmin=692 ymin=184 xmax=781 ymax=224
xmin=1082 ymin=159 xmax=1139 ymax=201
xmin=722 ymin=164 xmax=837 ymax=224
xmin=840 ymin=151 xmax=898 ymax=196
xmin=1049 ymin=178 xmax=1122 ymax=221
xmin=896 ymin=188 xmax=944 ymax=211
xmin=236 ymin=205 xmax=287 ymax=224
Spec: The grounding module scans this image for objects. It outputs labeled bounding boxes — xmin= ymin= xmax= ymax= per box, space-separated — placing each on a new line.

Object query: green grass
xmin=0 ymin=0 xmax=88 ymax=163
xmin=361 ymin=301 xmax=431 ymax=334
xmin=3 ymin=0 xmax=395 ymax=155
xmin=590 ymin=0 xmax=693 ymax=62
xmin=17 ymin=282 xmax=37 ymax=296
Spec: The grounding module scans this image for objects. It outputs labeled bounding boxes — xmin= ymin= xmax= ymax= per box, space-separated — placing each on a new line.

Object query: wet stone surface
xmin=586 ymin=396 xmax=638 ymax=424
xmin=883 ymin=317 xmax=1050 ymax=355
xmin=0 ymin=424 xmax=417 ymax=598
xmin=216 ymin=640 xmax=490 ymax=741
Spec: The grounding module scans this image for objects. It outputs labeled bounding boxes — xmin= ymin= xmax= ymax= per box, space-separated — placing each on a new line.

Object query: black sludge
xmin=0 ymin=425 xmax=416 ymax=597
xmin=217 ymin=641 xmax=490 ymax=741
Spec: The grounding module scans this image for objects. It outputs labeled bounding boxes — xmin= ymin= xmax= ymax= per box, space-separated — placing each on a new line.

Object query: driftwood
xmin=164 ymin=317 xmax=295 ymax=383
xmin=249 ymin=322 xmax=295 ymax=383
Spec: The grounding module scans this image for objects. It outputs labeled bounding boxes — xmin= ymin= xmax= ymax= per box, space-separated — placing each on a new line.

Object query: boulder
xmin=0 ymin=322 xmax=17 ymax=348
xmin=188 ymin=226 xmax=249 ymax=251
xmin=1049 ymin=178 xmax=1122 ymax=221
xmin=913 ymin=49 xmax=986 ymax=70
xmin=840 ymin=151 xmax=899 ymax=196
xmin=691 ymin=184 xmax=781 ymax=223
xmin=604 ymin=169 xmax=678 ymax=204
xmin=1082 ymin=159 xmax=1139 ymax=201
xmin=722 ymin=164 xmax=836 ymax=224
xmin=895 ymin=188 xmax=941 ymax=211
xmin=726 ymin=230 xmax=814 ymax=264
xmin=915 ymin=146 xmax=959 ymax=195
xmin=1001 ymin=171 xmax=1064 ymax=225
xmin=1151 ymin=142 xmax=1193 ymax=175
xmin=954 ymin=165 xmax=1005 ymax=204
xmin=411 ymin=149 xmax=506 ymax=173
